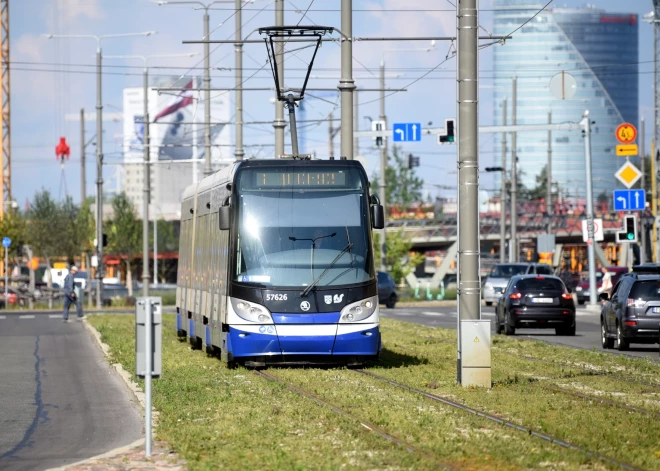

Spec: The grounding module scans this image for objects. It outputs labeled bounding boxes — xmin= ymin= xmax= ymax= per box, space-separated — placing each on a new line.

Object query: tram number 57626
xmin=266 ymin=293 xmax=288 ymax=301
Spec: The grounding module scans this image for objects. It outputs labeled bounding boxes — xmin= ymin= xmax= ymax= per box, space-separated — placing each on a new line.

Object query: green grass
xmin=89 ymin=315 xmax=660 ymax=470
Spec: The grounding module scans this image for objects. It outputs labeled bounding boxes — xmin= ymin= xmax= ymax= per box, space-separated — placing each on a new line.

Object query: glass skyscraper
xmin=493 ymin=1 xmax=639 ymax=202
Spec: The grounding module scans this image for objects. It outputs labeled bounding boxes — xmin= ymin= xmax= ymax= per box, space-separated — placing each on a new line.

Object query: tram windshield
xmin=234 ymin=166 xmax=374 ymax=288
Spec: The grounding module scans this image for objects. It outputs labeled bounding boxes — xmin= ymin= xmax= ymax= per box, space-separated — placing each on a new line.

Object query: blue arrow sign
xmin=613 ymin=189 xmax=645 ymax=211
xmin=392 ymin=123 xmax=422 ymax=142
xmin=2 ymin=237 xmax=10 ymax=248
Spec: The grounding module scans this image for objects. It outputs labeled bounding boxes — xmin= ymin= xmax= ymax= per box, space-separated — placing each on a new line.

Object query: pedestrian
xmin=598 ymin=266 xmax=613 ymax=299
xmin=62 ymin=265 xmax=85 ymax=322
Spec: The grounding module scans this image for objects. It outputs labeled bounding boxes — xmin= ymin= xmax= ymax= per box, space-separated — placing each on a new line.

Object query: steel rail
xmin=253 ymin=369 xmax=456 ymax=470
xmin=354 ymin=369 xmax=645 ymax=471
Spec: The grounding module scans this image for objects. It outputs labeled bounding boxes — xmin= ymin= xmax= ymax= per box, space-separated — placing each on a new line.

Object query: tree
xmin=149 ymin=218 xmax=179 ymax=284
xmin=27 ymin=191 xmax=61 ymax=307
xmin=528 ymin=165 xmax=548 ymax=201
xmin=0 ymin=209 xmax=27 ymax=264
xmin=372 ymin=145 xmax=424 ymax=212
xmin=373 ymin=230 xmax=424 ymax=285
xmin=106 ymin=193 xmax=142 ymax=296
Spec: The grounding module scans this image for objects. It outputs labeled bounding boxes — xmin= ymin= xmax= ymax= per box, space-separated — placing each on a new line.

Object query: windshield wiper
xmin=300 ymin=242 xmax=353 ymax=297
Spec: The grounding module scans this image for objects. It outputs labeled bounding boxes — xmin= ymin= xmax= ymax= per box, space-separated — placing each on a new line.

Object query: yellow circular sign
xmin=616 ymin=123 xmax=637 ymax=144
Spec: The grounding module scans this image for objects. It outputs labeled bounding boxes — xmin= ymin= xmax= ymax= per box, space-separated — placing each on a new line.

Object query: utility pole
xmin=547 ymin=111 xmax=552 ymax=233
xmin=80 ymin=108 xmax=85 ymax=205
xmin=457 ymin=0 xmax=486 ymax=387
xmin=500 ymin=98 xmax=507 ymax=263
xmin=339 ymin=0 xmax=355 ymax=160
xmin=203 ymin=8 xmax=212 ymax=174
xmin=142 ymin=65 xmax=150 ymax=297
xmin=641 ymin=116 xmax=646 ymax=264
xmin=581 ymin=111 xmax=597 ymax=306
xmin=234 ymin=0 xmax=244 ymax=161
xmin=274 ymin=0 xmax=285 ymax=157
xmin=510 ymin=77 xmax=518 ymax=262
xmin=328 ymin=111 xmax=334 ymax=157
xmin=379 ymin=62 xmax=387 ymax=271
xmin=353 ymin=89 xmax=359 ymax=157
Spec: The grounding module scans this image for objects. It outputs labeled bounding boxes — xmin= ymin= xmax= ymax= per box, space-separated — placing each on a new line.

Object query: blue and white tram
xmin=176 ymin=158 xmax=385 ymax=366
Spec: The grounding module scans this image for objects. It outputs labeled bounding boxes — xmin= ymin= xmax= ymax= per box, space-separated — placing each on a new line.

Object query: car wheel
xmin=495 ymin=310 xmax=504 ymax=334
xmin=504 ymin=312 xmax=515 ymax=336
xmin=616 ymin=323 xmax=629 ymax=351
xmin=485 ymin=301 xmax=492 ymax=307
xmin=601 ymin=319 xmax=614 ymax=349
xmin=577 ymin=299 xmax=584 ymax=305
xmin=385 ymin=294 xmax=396 ymax=309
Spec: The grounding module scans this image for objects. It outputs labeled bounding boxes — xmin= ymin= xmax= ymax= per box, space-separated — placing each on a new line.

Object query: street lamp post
xmin=105 ymin=53 xmax=197 ymax=299
xmin=377 ymin=43 xmax=435 ymax=272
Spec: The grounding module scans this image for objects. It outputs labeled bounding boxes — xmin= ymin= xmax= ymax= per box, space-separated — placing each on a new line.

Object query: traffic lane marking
xmin=19 ymin=315 xmax=35 ymax=319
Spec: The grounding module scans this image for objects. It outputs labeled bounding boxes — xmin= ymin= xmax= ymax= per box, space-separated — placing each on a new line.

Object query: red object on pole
xmin=55 ymin=137 xmax=70 ymax=160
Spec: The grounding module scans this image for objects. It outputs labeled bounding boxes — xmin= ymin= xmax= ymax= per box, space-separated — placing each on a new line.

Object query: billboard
xmin=123 ymin=78 xmax=230 ymax=163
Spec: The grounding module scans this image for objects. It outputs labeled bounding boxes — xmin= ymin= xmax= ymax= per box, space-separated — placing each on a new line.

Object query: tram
xmin=176 ymin=158 xmax=385 ymax=366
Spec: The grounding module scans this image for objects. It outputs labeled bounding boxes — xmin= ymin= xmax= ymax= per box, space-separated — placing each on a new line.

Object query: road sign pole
xmin=4 ymin=245 xmax=7 ymax=307
xmin=379 ymin=62 xmax=387 ymax=272
xmin=582 ymin=112 xmax=598 ymax=307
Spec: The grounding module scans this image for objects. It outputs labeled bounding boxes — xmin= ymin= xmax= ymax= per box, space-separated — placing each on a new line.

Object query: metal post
xmin=456 ymin=0 xmax=481 ymax=379
xmin=142 ymin=67 xmax=150 ymax=298
xmin=510 ymin=77 xmax=518 ymax=262
xmin=547 ymin=111 xmax=552 ymax=235
xmin=641 ymin=116 xmax=646 ymax=264
xmin=96 ymin=48 xmax=104 ymax=309
xmin=192 ymin=77 xmax=199 ymax=183
xmin=353 ymin=89 xmax=359 ymax=157
xmin=4 ymin=245 xmax=7 ymax=305
xmin=328 ymin=111 xmax=334 ymax=157
xmin=234 ymin=0 xmax=244 ymax=161
xmin=203 ymin=11 xmax=212 ymax=175
xmin=144 ymin=297 xmax=152 ymax=457
xmin=582 ymin=112 xmax=597 ymax=306
xmin=153 ymin=210 xmax=158 ymax=286
xmin=379 ymin=62 xmax=387 ymax=272
xmin=339 ymin=0 xmax=355 ymax=160
xmin=500 ymin=98 xmax=507 ymax=263
xmin=274 ymin=0 xmax=285 ymax=157
xmin=80 ymin=108 xmax=85 ymax=204
xmin=286 ymin=95 xmax=299 ymax=156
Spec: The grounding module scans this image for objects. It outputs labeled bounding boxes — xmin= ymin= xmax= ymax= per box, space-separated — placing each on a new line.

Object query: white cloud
xmin=15 ymin=34 xmax=44 ymax=62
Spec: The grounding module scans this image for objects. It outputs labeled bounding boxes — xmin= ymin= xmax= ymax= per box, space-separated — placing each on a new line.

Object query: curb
xmin=43 ymin=318 xmax=156 ymax=471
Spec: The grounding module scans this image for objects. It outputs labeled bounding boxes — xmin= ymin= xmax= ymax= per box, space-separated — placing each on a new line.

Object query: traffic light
xmin=102 ymin=233 xmax=108 ymax=247
xmin=372 ymin=120 xmax=385 ymax=148
xmin=616 ymin=215 xmax=637 ymax=243
xmin=408 ymin=154 xmax=420 ymax=170
xmin=438 ymin=118 xmax=455 ymax=145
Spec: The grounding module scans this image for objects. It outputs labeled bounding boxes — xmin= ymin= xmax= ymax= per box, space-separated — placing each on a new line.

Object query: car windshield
xmin=628 ymin=280 xmax=660 ymax=301
xmin=517 ymin=278 xmax=564 ymax=291
xmin=234 ymin=166 xmax=374 ymax=288
xmin=489 ymin=264 xmax=528 ymax=278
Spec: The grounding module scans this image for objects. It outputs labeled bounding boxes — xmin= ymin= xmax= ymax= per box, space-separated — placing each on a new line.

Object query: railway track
xmin=353 ymin=369 xmax=645 ymax=471
xmin=253 ymin=369 xmax=457 ymax=470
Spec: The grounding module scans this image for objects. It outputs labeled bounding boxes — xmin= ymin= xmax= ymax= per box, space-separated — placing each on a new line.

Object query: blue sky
xmin=10 ymin=0 xmax=656 ymax=207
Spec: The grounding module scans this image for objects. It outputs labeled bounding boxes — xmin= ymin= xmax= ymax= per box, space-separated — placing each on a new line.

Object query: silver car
xmin=482 ymin=263 xmax=554 ymax=306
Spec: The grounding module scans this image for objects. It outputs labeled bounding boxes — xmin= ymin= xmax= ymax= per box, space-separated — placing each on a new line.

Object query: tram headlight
xmin=230 ymin=297 xmax=273 ymax=324
xmin=340 ymin=296 xmax=378 ymax=323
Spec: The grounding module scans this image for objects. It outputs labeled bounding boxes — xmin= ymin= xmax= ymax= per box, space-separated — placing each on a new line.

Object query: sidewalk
xmin=44 ymin=321 xmax=189 ymax=471
xmin=47 ymin=440 xmax=186 ymax=471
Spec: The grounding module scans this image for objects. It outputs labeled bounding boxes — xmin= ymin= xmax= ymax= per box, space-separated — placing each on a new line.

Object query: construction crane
xmin=0 ymin=0 xmax=9 ymax=218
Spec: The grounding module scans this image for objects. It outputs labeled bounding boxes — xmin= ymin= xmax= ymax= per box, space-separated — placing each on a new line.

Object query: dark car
xmin=600 ymin=265 xmax=660 ymax=351
xmin=483 ymin=262 xmax=554 ymax=306
xmin=495 ymin=275 xmax=576 ymax=336
xmin=377 ymin=271 xmax=398 ymax=309
xmin=575 ymin=266 xmax=628 ymax=305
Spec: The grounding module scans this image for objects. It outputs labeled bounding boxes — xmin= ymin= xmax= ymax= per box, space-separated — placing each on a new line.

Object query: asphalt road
xmin=381 ymin=304 xmax=660 ymax=361
xmin=0 ymin=313 xmax=142 ymax=471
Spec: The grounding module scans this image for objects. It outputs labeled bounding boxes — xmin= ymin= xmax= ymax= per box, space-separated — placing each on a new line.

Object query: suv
xmin=377 ymin=271 xmax=398 ymax=309
xmin=600 ymin=265 xmax=660 ymax=351
xmin=575 ymin=266 xmax=628 ymax=305
xmin=482 ymin=263 xmax=554 ymax=306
